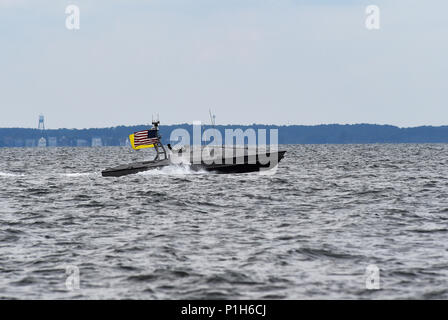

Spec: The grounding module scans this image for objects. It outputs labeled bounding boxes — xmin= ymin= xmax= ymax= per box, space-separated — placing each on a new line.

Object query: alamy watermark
xmin=365 ymin=264 xmax=380 ymax=290
xmin=65 ymin=5 xmax=80 ymax=30
xmin=168 ymin=121 xmax=281 ymax=174
xmin=64 ymin=265 xmax=80 ymax=291
xmin=365 ymin=5 xmax=380 ymax=30
xmin=63 ymin=4 xmax=380 ymax=32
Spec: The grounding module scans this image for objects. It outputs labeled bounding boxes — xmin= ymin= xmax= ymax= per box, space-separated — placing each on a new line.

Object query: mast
xmin=151 ymin=119 xmax=167 ymax=160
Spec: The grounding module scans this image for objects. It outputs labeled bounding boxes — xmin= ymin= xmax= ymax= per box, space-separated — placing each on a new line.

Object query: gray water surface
xmin=1 ymin=144 xmax=448 ymax=299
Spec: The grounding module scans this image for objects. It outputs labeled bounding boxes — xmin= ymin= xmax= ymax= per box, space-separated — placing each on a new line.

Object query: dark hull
xmin=190 ymin=151 xmax=286 ymax=174
xmin=101 ymin=151 xmax=286 ymax=177
xmin=101 ymin=159 xmax=170 ymax=177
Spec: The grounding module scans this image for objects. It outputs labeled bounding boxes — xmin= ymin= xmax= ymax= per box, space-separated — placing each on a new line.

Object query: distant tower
xmin=38 ymin=115 xmax=45 ymax=131
xmin=37 ymin=114 xmax=47 ymax=147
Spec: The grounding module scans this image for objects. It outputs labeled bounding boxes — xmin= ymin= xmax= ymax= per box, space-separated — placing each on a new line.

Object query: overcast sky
xmin=1 ymin=0 xmax=447 ymax=128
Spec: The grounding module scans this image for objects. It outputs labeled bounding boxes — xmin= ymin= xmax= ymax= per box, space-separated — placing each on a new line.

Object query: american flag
xmin=134 ymin=130 xmax=159 ymax=147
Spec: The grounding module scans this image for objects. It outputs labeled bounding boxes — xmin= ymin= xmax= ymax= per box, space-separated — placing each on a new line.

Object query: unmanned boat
xmin=101 ymin=121 xmax=286 ymax=177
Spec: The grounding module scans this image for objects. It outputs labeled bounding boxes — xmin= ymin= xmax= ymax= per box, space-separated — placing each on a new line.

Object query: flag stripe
xmin=133 ymin=130 xmax=159 ymax=147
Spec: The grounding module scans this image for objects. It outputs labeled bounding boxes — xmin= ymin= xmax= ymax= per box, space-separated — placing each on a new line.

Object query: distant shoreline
xmin=1 ymin=124 xmax=448 ymax=147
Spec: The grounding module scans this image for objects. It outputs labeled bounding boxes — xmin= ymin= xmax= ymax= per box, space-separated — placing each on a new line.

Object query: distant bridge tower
xmin=38 ymin=114 xmax=45 ymax=131
xmin=37 ymin=114 xmax=47 ymax=147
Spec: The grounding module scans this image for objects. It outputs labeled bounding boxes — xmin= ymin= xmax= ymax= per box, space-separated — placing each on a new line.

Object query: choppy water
xmin=1 ymin=144 xmax=448 ymax=299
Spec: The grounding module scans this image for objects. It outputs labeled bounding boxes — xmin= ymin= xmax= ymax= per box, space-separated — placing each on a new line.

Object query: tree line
xmin=1 ymin=124 xmax=448 ymax=147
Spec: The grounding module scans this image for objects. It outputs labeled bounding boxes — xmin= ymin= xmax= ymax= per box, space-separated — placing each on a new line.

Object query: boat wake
xmin=137 ymin=163 xmax=207 ymax=176
xmin=1 ymin=172 xmax=99 ymax=178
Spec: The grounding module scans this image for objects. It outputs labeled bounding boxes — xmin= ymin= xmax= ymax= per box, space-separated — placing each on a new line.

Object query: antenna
xmin=152 ymin=114 xmax=160 ymax=129
xmin=209 ymin=109 xmax=216 ymax=129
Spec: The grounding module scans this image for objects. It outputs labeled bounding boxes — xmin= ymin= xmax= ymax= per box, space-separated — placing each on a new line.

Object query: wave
xmin=0 ymin=172 xmax=24 ymax=177
xmin=61 ymin=172 xmax=95 ymax=177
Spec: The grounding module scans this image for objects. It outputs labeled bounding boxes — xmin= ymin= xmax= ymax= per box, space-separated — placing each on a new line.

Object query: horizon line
xmin=1 ymin=123 xmax=448 ymax=130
